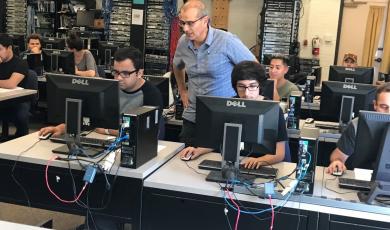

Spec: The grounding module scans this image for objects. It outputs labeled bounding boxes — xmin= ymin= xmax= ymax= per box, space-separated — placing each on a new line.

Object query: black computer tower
xmin=120 ymin=106 xmax=159 ymax=168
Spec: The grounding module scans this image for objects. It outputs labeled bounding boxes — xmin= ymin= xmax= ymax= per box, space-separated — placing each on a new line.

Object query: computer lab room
xmin=1 ymin=0 xmax=390 ymax=229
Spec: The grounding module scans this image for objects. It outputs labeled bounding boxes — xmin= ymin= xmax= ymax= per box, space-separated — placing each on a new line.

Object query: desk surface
xmin=0 ymin=132 xmax=184 ymax=179
xmin=144 ymin=152 xmax=390 ymax=222
xmin=0 ymin=220 xmax=46 ymax=229
xmin=0 ymin=88 xmax=37 ymax=102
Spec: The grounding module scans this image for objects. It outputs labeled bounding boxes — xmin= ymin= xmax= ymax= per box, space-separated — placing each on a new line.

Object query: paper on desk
xmin=354 ymin=168 xmax=373 ymax=181
xmin=0 ymin=87 xmax=23 ymax=93
xmin=158 ymin=145 xmax=166 ymax=153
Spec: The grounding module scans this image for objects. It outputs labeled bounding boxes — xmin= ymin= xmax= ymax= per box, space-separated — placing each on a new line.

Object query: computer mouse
xmin=180 ymin=153 xmax=193 ymax=161
xmin=305 ymin=118 xmax=315 ymax=124
xmin=39 ymin=133 xmax=53 ymax=140
xmin=332 ymin=166 xmax=344 ymax=176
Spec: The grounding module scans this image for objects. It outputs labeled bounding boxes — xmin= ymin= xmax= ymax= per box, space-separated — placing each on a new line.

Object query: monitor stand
xmin=206 ymin=170 xmax=255 ymax=183
xmin=52 ymin=144 xmax=104 ymax=158
xmin=357 ymin=181 xmax=390 ymax=204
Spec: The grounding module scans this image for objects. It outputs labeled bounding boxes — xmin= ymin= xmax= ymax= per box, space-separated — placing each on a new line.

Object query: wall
xmin=177 ymin=0 xmax=263 ymax=48
xmin=298 ymin=0 xmax=342 ymax=81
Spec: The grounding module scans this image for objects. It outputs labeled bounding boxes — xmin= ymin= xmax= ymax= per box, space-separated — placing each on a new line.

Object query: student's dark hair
xmin=66 ymin=32 xmax=83 ymax=51
xmin=26 ymin=33 xmax=42 ymax=44
xmin=376 ymin=82 xmax=390 ymax=101
xmin=231 ymin=61 xmax=267 ymax=93
xmin=0 ymin=33 xmax=13 ymax=48
xmin=114 ymin=47 xmax=144 ymax=70
xmin=270 ymin=54 xmax=289 ymax=66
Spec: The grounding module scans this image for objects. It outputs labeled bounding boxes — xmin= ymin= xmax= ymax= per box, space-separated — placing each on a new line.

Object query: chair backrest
xmin=97 ymin=65 xmax=107 ymax=78
xmin=25 ymin=69 xmax=39 ymax=105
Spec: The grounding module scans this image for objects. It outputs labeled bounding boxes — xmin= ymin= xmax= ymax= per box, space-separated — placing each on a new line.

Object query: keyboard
xmin=314 ymin=121 xmax=339 ymax=130
xmin=50 ymin=135 xmax=115 ymax=148
xmin=198 ymin=159 xmax=278 ymax=178
xmin=338 ymin=178 xmax=372 ymax=191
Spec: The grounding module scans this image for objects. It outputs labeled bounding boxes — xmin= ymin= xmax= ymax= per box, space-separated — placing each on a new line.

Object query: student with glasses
xmin=173 ymin=0 xmax=256 ymax=148
xmin=39 ymin=47 xmax=164 ymax=139
xmin=180 ymin=61 xmax=289 ymax=169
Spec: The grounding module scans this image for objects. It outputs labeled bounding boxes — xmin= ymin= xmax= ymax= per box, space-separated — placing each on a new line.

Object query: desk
xmin=0 ymin=132 xmax=184 ymax=229
xmin=0 ymin=220 xmax=46 ymax=229
xmin=142 ymin=153 xmax=390 ymax=230
xmin=0 ymin=89 xmax=37 ymax=137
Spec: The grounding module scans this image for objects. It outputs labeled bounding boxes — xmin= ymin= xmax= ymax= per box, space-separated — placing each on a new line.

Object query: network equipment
xmin=42 ymin=37 xmax=66 ymax=50
xmin=42 ymin=49 xmax=75 ymax=74
xmin=347 ymin=111 xmax=390 ymax=203
xmin=46 ymin=73 xmax=119 ymax=157
xmin=76 ymin=10 xmax=95 ymax=27
xmin=196 ymin=96 xmax=280 ymax=182
xmin=320 ymin=81 xmax=377 ymax=123
xmin=120 ymin=106 xmax=159 ymax=168
xmin=329 ymin=65 xmax=374 ymax=84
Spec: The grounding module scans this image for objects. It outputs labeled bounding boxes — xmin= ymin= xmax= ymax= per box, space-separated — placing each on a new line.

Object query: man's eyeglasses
xmin=179 ymin=15 xmax=206 ymax=27
xmin=111 ymin=69 xmax=138 ymax=78
xmin=236 ymin=84 xmax=260 ymax=92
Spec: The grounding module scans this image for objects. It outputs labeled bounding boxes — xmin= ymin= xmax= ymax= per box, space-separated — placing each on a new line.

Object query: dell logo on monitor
xmin=226 ymin=100 xmax=246 ymax=108
xmin=72 ymin=78 xmax=89 ymax=86
xmin=343 ymin=84 xmax=357 ymax=90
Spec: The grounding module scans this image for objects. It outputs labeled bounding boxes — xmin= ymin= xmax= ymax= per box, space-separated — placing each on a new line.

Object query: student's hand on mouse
xmin=326 ymin=160 xmax=346 ymax=174
xmin=241 ymin=157 xmax=264 ymax=169
xmin=39 ymin=125 xmax=63 ymax=137
xmin=179 ymin=147 xmax=197 ymax=160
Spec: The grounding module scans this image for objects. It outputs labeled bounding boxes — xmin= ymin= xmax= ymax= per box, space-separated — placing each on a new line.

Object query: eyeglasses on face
xmin=236 ymin=84 xmax=260 ymax=92
xmin=111 ymin=69 xmax=138 ymax=78
xmin=179 ymin=15 xmax=206 ymax=27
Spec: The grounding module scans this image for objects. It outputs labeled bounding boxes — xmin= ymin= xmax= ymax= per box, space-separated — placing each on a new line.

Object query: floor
xmin=0 ymin=112 xmax=131 ymax=229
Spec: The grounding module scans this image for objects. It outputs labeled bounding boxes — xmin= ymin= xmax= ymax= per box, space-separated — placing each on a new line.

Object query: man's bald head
xmin=180 ymin=0 xmax=208 ymax=18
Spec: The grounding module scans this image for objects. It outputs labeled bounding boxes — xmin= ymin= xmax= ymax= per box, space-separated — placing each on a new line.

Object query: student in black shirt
xmin=0 ymin=33 xmax=30 ymax=137
xmin=180 ymin=61 xmax=289 ymax=169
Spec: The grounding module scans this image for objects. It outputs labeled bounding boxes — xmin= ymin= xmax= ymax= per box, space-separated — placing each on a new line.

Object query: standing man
xmin=0 ymin=33 xmax=30 ymax=137
xmin=269 ymin=55 xmax=299 ymax=100
xmin=173 ymin=0 xmax=256 ymax=146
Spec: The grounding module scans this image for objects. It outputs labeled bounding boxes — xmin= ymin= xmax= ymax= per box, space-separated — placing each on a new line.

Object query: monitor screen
xmin=98 ymin=41 xmax=123 ymax=68
xmin=42 ymin=49 xmax=75 ymax=74
xmin=352 ymin=111 xmax=390 ymax=180
xmin=144 ymin=75 xmax=170 ymax=108
xmin=76 ymin=10 xmax=95 ymax=27
xmin=329 ymin=65 xmax=374 ymax=84
xmin=320 ymin=81 xmax=377 ymax=122
xmin=196 ymin=95 xmax=280 ymax=154
xmin=8 ymin=34 xmax=26 ymax=52
xmin=46 ymin=73 xmax=119 ymax=130
xmin=42 ymin=37 xmax=66 ymax=50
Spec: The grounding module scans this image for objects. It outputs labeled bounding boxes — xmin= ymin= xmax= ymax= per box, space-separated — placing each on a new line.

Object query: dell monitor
xmin=196 ymin=96 xmax=280 ymax=182
xmin=144 ymin=75 xmax=170 ymax=108
xmin=329 ymin=65 xmax=374 ymax=84
xmin=42 ymin=37 xmax=66 ymax=50
xmin=42 ymin=49 xmax=75 ymax=74
xmin=320 ymin=81 xmax=377 ymax=124
xmin=351 ymin=111 xmax=390 ymax=203
xmin=98 ymin=41 xmax=122 ymax=69
xmin=46 ymin=73 xmax=119 ymax=156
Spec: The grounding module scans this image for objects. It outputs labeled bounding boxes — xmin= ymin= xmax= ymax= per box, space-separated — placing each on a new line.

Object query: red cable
xmin=45 ymin=155 xmax=88 ymax=204
xmin=226 ymin=189 xmax=240 ymax=230
xmin=269 ymin=195 xmax=275 ymax=230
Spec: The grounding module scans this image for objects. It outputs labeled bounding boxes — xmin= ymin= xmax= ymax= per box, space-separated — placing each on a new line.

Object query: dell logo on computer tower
xmin=343 ymin=84 xmax=357 ymax=90
xmin=72 ymin=78 xmax=89 ymax=86
xmin=226 ymin=100 xmax=246 ymax=108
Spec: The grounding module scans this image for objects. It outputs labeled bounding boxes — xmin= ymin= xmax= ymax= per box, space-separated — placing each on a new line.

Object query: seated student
xmin=39 ymin=46 xmax=163 ymax=138
xmin=66 ymin=32 xmax=99 ymax=77
xmin=342 ymin=53 xmax=358 ymax=68
xmin=20 ymin=33 xmax=42 ymax=59
xmin=326 ymin=83 xmax=390 ymax=174
xmin=180 ymin=61 xmax=288 ymax=169
xmin=0 ymin=33 xmax=30 ymax=137
xmin=269 ymin=55 xmax=299 ymax=100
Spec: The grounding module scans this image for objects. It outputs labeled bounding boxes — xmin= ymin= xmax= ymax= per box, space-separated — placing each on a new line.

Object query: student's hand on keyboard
xmin=241 ymin=157 xmax=264 ymax=169
xmin=326 ymin=160 xmax=346 ymax=174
